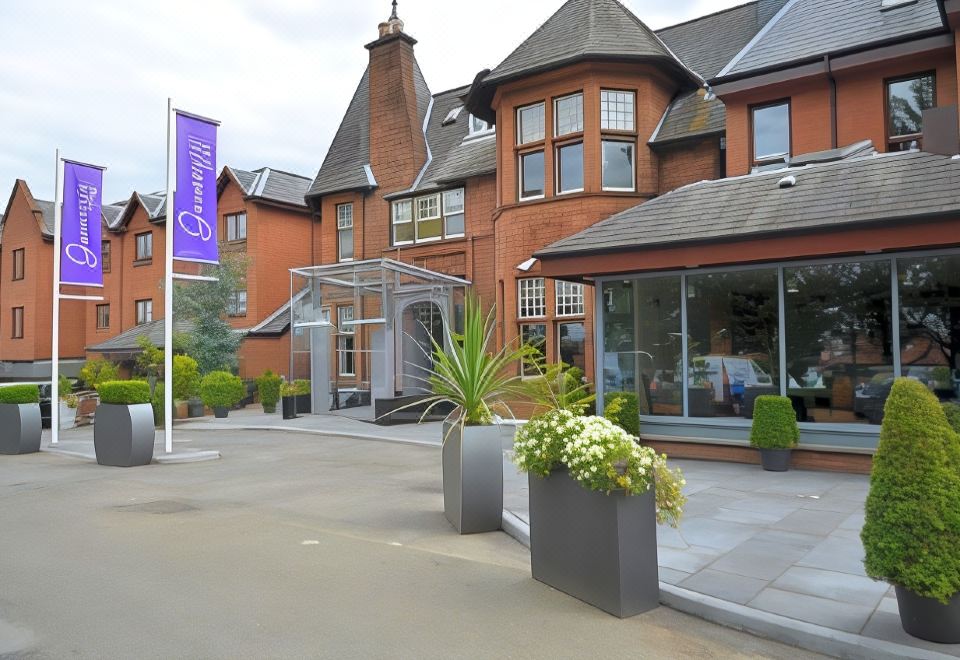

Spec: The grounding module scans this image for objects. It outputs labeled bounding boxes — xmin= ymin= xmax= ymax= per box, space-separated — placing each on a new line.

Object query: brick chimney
xmin=366 ymin=2 xmax=428 ymax=193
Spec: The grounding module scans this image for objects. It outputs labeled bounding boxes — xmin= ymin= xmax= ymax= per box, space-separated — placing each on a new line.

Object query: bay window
xmin=601 ymin=140 xmax=635 ymax=191
xmin=518 ymin=278 xmax=546 ymax=319
xmin=517 ymin=102 xmax=545 ymax=145
xmin=554 ymin=93 xmax=583 ymax=137
xmin=556 ymin=142 xmax=584 ymax=194
xmin=519 ymin=151 xmax=545 ymax=200
xmin=601 ymin=90 xmax=635 ymax=131
xmin=555 ymin=280 xmax=584 ymax=317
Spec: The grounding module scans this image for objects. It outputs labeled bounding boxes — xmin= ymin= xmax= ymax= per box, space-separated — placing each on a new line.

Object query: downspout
xmin=826 ymin=54 xmax=838 ymax=149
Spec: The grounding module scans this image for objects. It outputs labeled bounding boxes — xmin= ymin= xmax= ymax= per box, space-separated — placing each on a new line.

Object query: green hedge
xmin=172 ymin=355 xmax=200 ymax=401
xmin=152 ymin=382 xmax=165 ymax=427
xmin=944 ymin=402 xmax=960 ymax=435
xmin=603 ymin=391 xmax=640 ymax=437
xmin=0 ymin=384 xmax=40 ymax=404
xmin=281 ymin=379 xmax=311 ymax=397
xmin=256 ymin=371 xmax=282 ymax=411
xmin=750 ymin=396 xmax=799 ymax=449
xmin=862 ymin=378 xmax=960 ymax=604
xmin=96 ymin=380 xmax=152 ymax=405
xmin=79 ymin=359 xmax=119 ymax=388
xmin=200 ymin=371 xmax=245 ymax=409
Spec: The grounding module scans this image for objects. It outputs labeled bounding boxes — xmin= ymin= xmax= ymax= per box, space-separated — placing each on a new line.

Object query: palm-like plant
xmin=406 ymin=294 xmax=536 ymax=429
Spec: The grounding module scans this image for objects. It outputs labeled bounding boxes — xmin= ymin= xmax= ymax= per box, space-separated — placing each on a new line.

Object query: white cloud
xmin=0 ymin=0 xmax=745 ymax=204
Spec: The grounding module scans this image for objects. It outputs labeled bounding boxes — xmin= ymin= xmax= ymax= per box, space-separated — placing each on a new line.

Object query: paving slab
xmin=771 ymin=567 xmax=889 ymax=608
xmin=680 ymin=569 xmax=769 ymax=605
xmin=749 ymin=588 xmax=876 ymax=634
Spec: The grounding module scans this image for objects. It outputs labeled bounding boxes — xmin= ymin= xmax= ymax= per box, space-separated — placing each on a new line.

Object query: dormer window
xmin=468 ymin=114 xmax=493 ymax=136
xmin=751 ymin=100 xmax=791 ymax=168
xmin=887 ymin=72 xmax=935 ymax=152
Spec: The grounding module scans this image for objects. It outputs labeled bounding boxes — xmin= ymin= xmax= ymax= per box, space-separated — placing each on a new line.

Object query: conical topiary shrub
xmin=749 ymin=395 xmax=799 ymax=471
xmin=861 ymin=378 xmax=960 ymax=643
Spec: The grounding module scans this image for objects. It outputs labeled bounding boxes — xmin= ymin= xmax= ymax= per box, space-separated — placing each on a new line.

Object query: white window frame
xmin=518 ymin=278 xmax=546 ymax=319
xmin=600 ymin=89 xmax=636 ymax=132
xmin=555 ymin=281 xmax=585 ymax=317
xmin=516 ymin=102 xmax=545 ymax=145
xmin=518 ymin=151 xmax=545 ymax=202
xmin=468 ymin=114 xmax=494 ymax=137
xmin=226 ymin=212 xmax=247 ymax=241
xmin=555 ymin=141 xmax=584 ymax=195
xmin=228 ymin=290 xmax=248 ymax=317
xmin=136 ymin=299 xmax=153 ymax=325
xmin=338 ymin=305 xmax=355 ymax=377
xmin=337 ymin=203 xmax=354 ymax=262
xmin=320 ymin=306 xmax=331 ymax=325
xmin=752 ymin=101 xmax=792 ymax=166
xmin=442 ymin=188 xmax=465 ymax=238
xmin=601 ymin=139 xmax=637 ymax=192
xmin=392 ymin=200 xmax=414 ymax=246
xmin=415 ymin=194 xmax=442 ymax=243
xmin=136 ymin=232 xmax=153 ymax=261
xmin=553 ymin=92 xmax=583 ymax=137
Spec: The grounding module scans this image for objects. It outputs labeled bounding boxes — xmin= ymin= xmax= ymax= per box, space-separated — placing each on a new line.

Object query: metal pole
xmin=164 ymin=99 xmax=175 ymax=454
xmin=51 ymin=150 xmax=63 ymax=445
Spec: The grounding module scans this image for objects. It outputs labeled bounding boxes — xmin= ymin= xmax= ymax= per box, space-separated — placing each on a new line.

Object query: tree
xmin=173 ymin=253 xmax=247 ymax=374
xmin=134 ymin=336 xmax=164 ymax=379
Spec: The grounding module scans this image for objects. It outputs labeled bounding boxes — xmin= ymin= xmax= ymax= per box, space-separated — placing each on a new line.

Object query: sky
xmin=0 ymin=0 xmax=747 ymax=205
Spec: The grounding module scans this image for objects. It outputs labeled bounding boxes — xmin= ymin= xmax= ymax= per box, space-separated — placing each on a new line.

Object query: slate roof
xmin=86 ymin=318 xmax=195 ymax=353
xmin=101 ymin=203 xmax=126 ymax=229
xmin=650 ymin=88 xmax=726 ymax=145
xmin=537 ymin=150 xmax=960 ymax=257
xmin=36 ymin=200 xmax=55 ymax=236
xmin=247 ymin=288 xmax=309 ymax=337
xmin=717 ymin=0 xmax=947 ymax=80
xmin=226 ymin=166 xmax=312 ymax=208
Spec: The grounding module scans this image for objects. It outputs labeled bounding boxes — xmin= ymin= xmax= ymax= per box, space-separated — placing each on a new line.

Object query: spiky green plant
xmin=402 ymin=294 xmax=536 ymax=431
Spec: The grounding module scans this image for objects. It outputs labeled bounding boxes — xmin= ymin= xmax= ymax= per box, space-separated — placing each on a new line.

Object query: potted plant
xmin=93 ymin=381 xmax=154 ymax=467
xmin=862 ymin=379 xmax=960 ymax=643
xmin=281 ymin=381 xmax=299 ymax=420
xmin=256 ymin=370 xmax=282 ymax=414
xmin=749 ymin=395 xmax=800 ymax=472
xmin=514 ymin=410 xmax=685 ymax=618
xmin=199 ymin=371 xmax=245 ymax=419
xmin=172 ymin=355 xmax=200 ymax=419
xmin=603 ymin=391 xmax=640 ymax=437
xmin=292 ymin=380 xmax=312 ymax=414
xmin=404 ymin=295 xmax=533 ymax=534
xmin=0 ymin=384 xmax=42 ymax=455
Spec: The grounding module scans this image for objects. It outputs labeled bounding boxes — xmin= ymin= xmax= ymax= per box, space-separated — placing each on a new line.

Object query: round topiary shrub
xmin=96 ymin=381 xmax=152 ymax=405
xmin=171 ymin=355 xmax=200 ymax=402
xmin=749 ymin=396 xmax=800 ymax=449
xmin=862 ymin=378 xmax=960 ymax=604
xmin=79 ymin=359 xmax=120 ymax=389
xmin=944 ymin=402 xmax=960 ymax=435
xmin=603 ymin=391 xmax=640 ymax=437
xmin=0 ymin=384 xmax=40 ymax=405
xmin=200 ymin=371 xmax=245 ymax=410
xmin=256 ymin=370 xmax=282 ymax=413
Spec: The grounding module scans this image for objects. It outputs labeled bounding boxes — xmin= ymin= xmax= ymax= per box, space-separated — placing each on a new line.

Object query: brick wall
xmin=656 ymin=137 xmax=724 ymax=194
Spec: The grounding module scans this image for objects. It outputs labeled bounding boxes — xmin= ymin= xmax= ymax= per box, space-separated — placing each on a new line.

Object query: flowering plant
xmin=514 ymin=410 xmax=686 ymax=527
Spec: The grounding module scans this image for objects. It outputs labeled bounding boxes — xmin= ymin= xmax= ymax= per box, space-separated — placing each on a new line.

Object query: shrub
xmin=281 ymin=379 xmax=311 ymax=397
xmin=172 ymin=355 xmax=200 ymax=401
xmin=256 ymin=371 xmax=282 ymax=411
xmin=514 ymin=410 xmax=686 ymax=527
xmin=79 ymin=359 xmax=119 ymax=388
xmin=96 ymin=381 xmax=152 ymax=405
xmin=944 ymin=402 xmax=960 ymax=435
xmin=861 ymin=378 xmax=960 ymax=604
xmin=603 ymin=392 xmax=640 ymax=437
xmin=152 ymin=382 xmax=165 ymax=426
xmin=0 ymin=384 xmax=40 ymax=404
xmin=58 ymin=374 xmax=73 ymax=398
xmin=199 ymin=371 xmax=245 ymax=409
xmin=523 ymin=362 xmax=595 ymax=416
xmin=749 ymin=396 xmax=800 ymax=449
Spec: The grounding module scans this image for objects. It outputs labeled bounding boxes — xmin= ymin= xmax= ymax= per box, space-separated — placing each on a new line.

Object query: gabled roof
xmin=0 ymin=180 xmax=56 ymax=241
xmin=101 ymin=202 xmax=127 ymax=229
xmin=650 ymin=88 xmax=726 ymax=145
xmin=246 ymin=288 xmax=309 ymax=337
xmin=716 ymin=0 xmax=947 ymax=81
xmin=223 ymin=166 xmax=312 ymax=208
xmin=113 ymin=191 xmax=167 ymax=230
xmin=537 ymin=149 xmax=960 ymax=258
xmin=86 ymin=318 xmax=195 ymax=354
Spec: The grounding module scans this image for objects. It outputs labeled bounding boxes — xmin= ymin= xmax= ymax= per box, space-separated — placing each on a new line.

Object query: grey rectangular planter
xmin=0 ymin=403 xmax=42 ymax=455
xmin=528 ymin=470 xmax=659 ymax=618
xmin=94 ymin=403 xmax=155 ymax=467
xmin=441 ymin=422 xmax=502 ymax=534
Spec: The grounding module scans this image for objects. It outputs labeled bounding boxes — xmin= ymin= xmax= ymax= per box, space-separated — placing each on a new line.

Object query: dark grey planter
xmin=213 ymin=407 xmax=229 ymax=419
xmin=528 ymin=470 xmax=659 ymax=618
xmin=441 ymin=421 xmax=502 ymax=534
xmin=0 ymin=403 xmax=42 ymax=455
xmin=282 ymin=396 xmax=297 ymax=420
xmin=294 ymin=394 xmax=312 ymax=414
xmin=759 ymin=448 xmax=792 ymax=472
xmin=187 ymin=400 xmax=205 ymax=418
xmin=94 ymin=403 xmax=154 ymax=467
xmin=895 ymin=587 xmax=960 ymax=644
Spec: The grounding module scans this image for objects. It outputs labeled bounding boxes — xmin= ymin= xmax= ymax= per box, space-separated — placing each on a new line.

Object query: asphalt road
xmin=0 ymin=429 xmax=823 ymax=659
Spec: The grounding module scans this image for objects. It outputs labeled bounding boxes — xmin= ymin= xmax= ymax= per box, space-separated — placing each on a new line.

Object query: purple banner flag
xmin=173 ymin=112 xmax=219 ymax=263
xmin=60 ymin=162 xmax=104 ymax=287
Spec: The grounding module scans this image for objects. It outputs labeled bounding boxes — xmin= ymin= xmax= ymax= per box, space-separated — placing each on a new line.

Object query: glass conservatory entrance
xmin=288 ymin=259 xmax=468 ymax=420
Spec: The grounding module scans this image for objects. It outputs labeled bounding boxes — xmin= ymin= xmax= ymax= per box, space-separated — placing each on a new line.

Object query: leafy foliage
xmin=523 ymin=359 xmax=595 ymax=416
xmin=96 ymin=381 xmax=152 ymax=405
xmin=0 ymin=384 xmax=39 ymax=404
xmin=58 ymin=374 xmax=73 ymax=399
xmin=152 ymin=382 xmax=165 ymax=426
xmin=174 ymin=254 xmax=246 ymax=374
xmin=944 ymin=402 xmax=960 ymax=435
xmin=256 ymin=371 xmax=282 ymax=412
xmin=79 ymin=359 xmax=119 ymax=389
xmin=172 ymin=355 xmax=200 ymax=401
xmin=134 ymin=336 xmax=165 ymax=379
xmin=199 ymin=371 xmax=245 ymax=409
xmin=514 ymin=410 xmax=686 ymax=527
xmin=749 ymin=396 xmax=800 ymax=449
xmin=281 ymin=379 xmax=310 ymax=397
xmin=862 ymin=379 xmax=960 ymax=604
xmin=603 ymin=391 xmax=640 ymax=437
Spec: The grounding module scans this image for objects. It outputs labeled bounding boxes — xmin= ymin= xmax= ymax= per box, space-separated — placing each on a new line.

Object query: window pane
xmin=601 ymin=90 xmax=635 ymax=131
xmin=602 ymin=141 xmax=634 ymax=190
xmin=519 ymin=278 xmax=545 ymax=318
xmin=785 ymin=261 xmax=893 ymax=425
xmin=558 ymin=322 xmax=586 ymax=372
xmin=442 ymin=189 xmax=464 ymax=215
xmin=416 ymin=195 xmax=439 ymax=220
xmin=554 ymin=94 xmax=583 ymax=136
xmin=393 ymin=200 xmax=412 ymax=222
xmin=686 ymin=270 xmax=780 ymax=418
xmin=517 ymin=103 xmax=545 ymax=144
xmin=556 ymin=280 xmax=584 ymax=316
xmin=557 ymin=142 xmax=584 ymax=193
xmin=602 ymin=277 xmax=682 ymax=416
xmin=337 ymin=204 xmax=353 ymax=228
xmin=521 ymin=324 xmax=547 ymax=376
xmin=417 ymin=217 xmax=443 ymax=241
xmin=102 ymin=241 xmax=111 ymax=273
xmin=445 ymin=213 xmax=465 ymax=237
xmin=888 ymin=75 xmax=935 ymax=139
xmin=898 ymin=255 xmax=959 ymax=407
xmin=394 ymin=221 xmax=414 ymax=244
xmin=520 ymin=151 xmax=545 ymax=199
xmin=753 ymin=103 xmax=790 ymax=161
xmin=338 ymin=227 xmax=353 ymax=260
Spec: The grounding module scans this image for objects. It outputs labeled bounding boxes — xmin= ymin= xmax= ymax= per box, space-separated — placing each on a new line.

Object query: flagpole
xmin=164 ymin=98 xmax=175 ymax=454
xmin=51 ymin=150 xmax=63 ymax=445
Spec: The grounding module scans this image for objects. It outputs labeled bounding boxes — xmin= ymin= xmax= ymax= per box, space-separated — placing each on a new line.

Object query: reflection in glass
xmin=521 ymin=323 xmax=547 ymax=376
xmin=602 ymin=277 xmax=682 ymax=416
xmin=601 ymin=140 xmax=634 ymax=190
xmin=887 ymin=74 xmax=935 ymax=143
xmin=753 ymin=102 xmax=790 ymax=162
xmin=784 ymin=261 xmax=893 ymax=424
xmin=557 ymin=142 xmax=584 ymax=193
xmin=686 ymin=270 xmax=779 ymax=418
xmin=899 ymin=255 xmax=959 ymax=407
xmin=558 ymin=322 xmax=585 ymax=372
xmin=520 ymin=151 xmax=545 ymax=199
